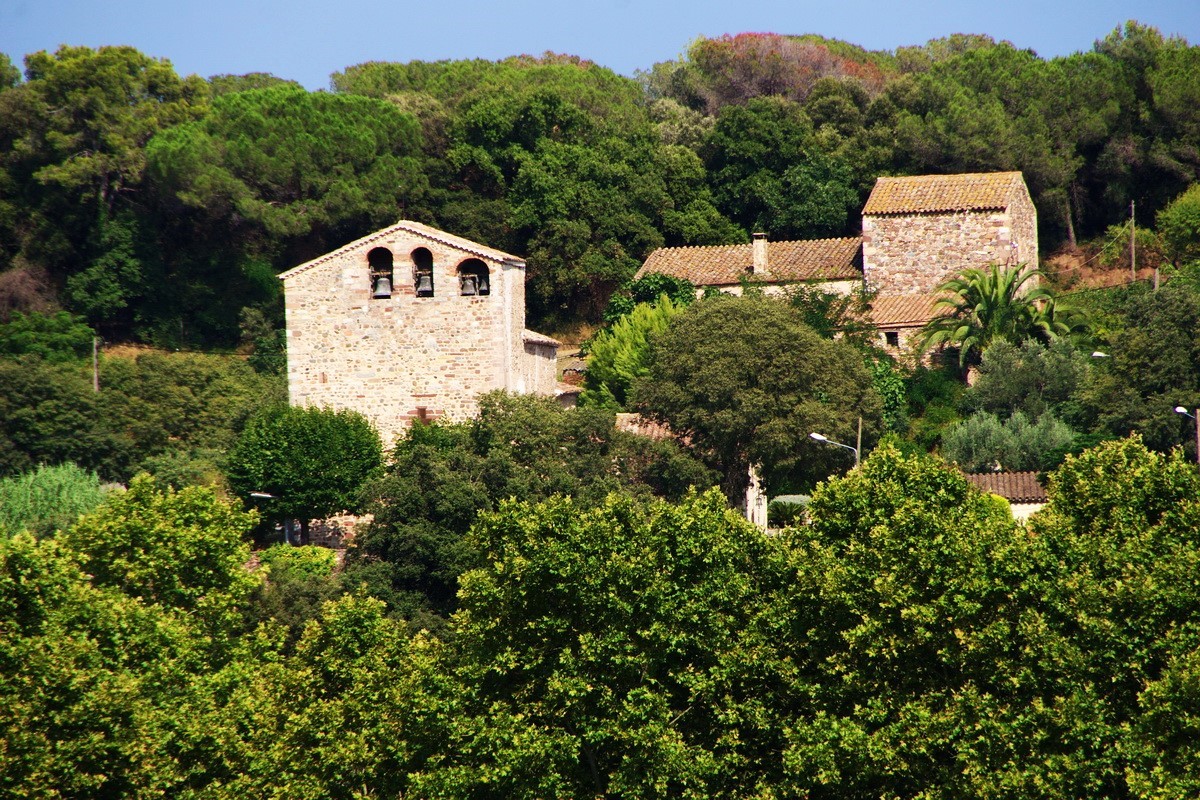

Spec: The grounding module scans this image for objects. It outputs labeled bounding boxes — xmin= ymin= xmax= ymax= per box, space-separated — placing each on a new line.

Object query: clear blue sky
xmin=3 ymin=0 xmax=1199 ymax=90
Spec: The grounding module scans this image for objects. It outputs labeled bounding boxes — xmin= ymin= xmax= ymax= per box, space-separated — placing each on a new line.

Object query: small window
xmin=368 ymin=247 xmax=393 ymax=298
xmin=457 ymin=258 xmax=490 ymax=296
xmin=412 ymin=248 xmax=434 ymax=297
xmin=885 ymin=331 xmax=900 ymax=348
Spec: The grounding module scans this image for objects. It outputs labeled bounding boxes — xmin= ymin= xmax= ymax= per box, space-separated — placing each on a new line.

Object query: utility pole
xmin=1130 ymin=200 xmax=1136 ymax=281
xmin=92 ymin=336 xmax=99 ymax=393
xmin=1194 ymin=407 xmax=1199 ymax=466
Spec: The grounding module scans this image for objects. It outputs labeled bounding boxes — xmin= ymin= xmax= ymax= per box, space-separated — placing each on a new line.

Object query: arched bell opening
xmin=457 ymin=258 xmax=490 ymax=297
xmin=412 ymin=247 xmax=434 ymax=297
xmin=368 ymin=247 xmax=393 ymax=298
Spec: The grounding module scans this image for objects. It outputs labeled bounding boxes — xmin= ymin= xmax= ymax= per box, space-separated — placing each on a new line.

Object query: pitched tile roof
xmin=964 ymin=471 xmax=1048 ymax=504
xmin=635 ymin=237 xmax=862 ymax=286
xmin=279 ymin=220 xmax=525 ymax=281
xmin=863 ymin=172 xmax=1025 ymax=216
xmin=866 ymin=293 xmax=950 ymax=328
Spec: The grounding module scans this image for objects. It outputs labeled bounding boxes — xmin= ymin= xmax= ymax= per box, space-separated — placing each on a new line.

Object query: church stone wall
xmin=522 ymin=341 xmax=559 ymax=397
xmin=284 ymin=230 xmax=527 ymax=449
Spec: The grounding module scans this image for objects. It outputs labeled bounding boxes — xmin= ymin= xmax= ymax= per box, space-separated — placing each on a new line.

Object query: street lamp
xmin=1091 ymin=351 xmax=1111 ymax=359
xmin=810 ymin=431 xmax=860 ymax=467
xmin=248 ymin=490 xmax=297 ymax=545
xmin=1174 ymin=406 xmax=1200 ymax=464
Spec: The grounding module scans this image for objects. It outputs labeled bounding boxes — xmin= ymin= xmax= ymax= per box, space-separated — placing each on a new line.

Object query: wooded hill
xmin=2 ymin=21 xmax=1199 ymax=344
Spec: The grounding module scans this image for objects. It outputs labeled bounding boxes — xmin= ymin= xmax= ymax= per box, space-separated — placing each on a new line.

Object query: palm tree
xmin=919 ymin=264 xmax=1088 ymax=367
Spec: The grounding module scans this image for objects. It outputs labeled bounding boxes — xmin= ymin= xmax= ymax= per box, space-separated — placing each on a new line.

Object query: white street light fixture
xmin=810 ymin=431 xmax=860 ymax=467
xmin=1091 ymin=351 xmax=1111 ymax=358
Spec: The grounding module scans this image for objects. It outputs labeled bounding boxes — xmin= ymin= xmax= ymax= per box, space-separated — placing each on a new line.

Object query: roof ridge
xmin=279 ymin=220 xmax=524 ymax=281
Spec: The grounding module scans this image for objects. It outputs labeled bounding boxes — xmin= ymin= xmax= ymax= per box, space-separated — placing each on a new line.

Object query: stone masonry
xmin=280 ymin=221 xmax=559 ymax=449
xmin=861 ymin=172 xmax=1039 ymax=295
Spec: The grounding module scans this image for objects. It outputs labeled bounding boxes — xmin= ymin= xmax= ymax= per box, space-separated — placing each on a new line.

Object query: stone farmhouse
xmin=636 ymin=171 xmax=1039 ymax=359
xmin=279 ymin=220 xmax=561 ymax=448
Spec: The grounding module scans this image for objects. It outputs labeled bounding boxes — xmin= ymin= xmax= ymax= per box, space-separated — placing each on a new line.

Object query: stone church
xmin=279 ymin=220 xmax=560 ymax=447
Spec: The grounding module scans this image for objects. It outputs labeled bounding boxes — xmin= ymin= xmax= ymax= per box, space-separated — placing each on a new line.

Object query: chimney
xmin=752 ymin=232 xmax=768 ymax=275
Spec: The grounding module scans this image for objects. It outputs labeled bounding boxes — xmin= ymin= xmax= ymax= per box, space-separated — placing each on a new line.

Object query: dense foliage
xmin=635 ymin=295 xmax=883 ymax=498
xmin=4 ymin=23 xmax=1200 ymax=797
xmin=4 ymin=437 xmax=1200 ymax=797
xmin=345 ymin=391 xmax=717 ymax=624
xmin=0 ymin=349 xmax=283 ymax=482
xmin=3 ymin=23 xmax=1200 ymax=340
xmin=226 ymin=404 xmax=384 ymax=543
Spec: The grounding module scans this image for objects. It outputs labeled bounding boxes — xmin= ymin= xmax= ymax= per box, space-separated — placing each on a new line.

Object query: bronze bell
xmin=372 ymin=274 xmax=392 ymax=298
xmin=460 ymin=274 xmax=478 ymax=296
xmin=477 ymin=273 xmax=490 ymax=295
xmin=415 ymin=272 xmax=434 ymax=296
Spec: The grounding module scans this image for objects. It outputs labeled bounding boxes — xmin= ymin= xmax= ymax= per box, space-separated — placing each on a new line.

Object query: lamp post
xmin=1174 ymin=406 xmax=1200 ymax=464
xmin=810 ymin=431 xmax=859 ymax=467
xmin=248 ymin=491 xmax=295 ymax=545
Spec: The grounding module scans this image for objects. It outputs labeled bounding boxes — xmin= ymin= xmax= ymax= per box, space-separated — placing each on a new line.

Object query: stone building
xmin=861 ymin=171 xmax=1038 ymax=295
xmin=636 ymin=171 xmax=1039 ymax=362
xmin=279 ymin=220 xmax=560 ymax=448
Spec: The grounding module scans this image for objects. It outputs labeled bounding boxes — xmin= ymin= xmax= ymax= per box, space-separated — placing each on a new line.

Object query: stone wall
xmin=522 ymin=339 xmax=559 ymax=396
xmin=1006 ymin=182 xmax=1039 ymax=277
xmin=862 ymin=192 xmax=1038 ymax=295
xmin=283 ymin=228 xmax=529 ymax=449
xmin=863 ymin=209 xmax=1013 ymax=294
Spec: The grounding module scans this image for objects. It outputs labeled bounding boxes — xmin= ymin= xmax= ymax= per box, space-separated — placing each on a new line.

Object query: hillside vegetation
xmin=2 ymin=22 xmax=1199 ymax=341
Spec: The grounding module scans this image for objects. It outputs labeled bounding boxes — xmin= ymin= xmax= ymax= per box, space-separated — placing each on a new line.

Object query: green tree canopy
xmin=65 ymin=475 xmax=259 ymax=630
xmin=1074 ymin=283 xmax=1200 ymax=456
xmin=0 ymin=46 xmax=209 ymax=333
xmin=226 ymin=404 xmax=383 ymax=543
xmin=348 ymin=392 xmax=716 ymax=622
xmin=0 ymin=310 xmax=93 ymax=362
xmin=703 ymin=96 xmax=860 ymax=239
xmin=582 ymin=296 xmax=685 ymax=408
xmin=635 ymin=295 xmax=883 ymax=499
xmin=415 ymin=488 xmax=794 ymax=797
xmin=965 ymin=338 xmax=1092 ymax=422
xmin=1157 ymin=182 xmax=1200 ymax=266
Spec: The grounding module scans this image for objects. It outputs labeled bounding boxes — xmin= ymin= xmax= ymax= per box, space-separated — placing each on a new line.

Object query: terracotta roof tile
xmin=863 ymin=172 xmax=1025 ymax=216
xmin=964 ymin=471 xmax=1048 ymax=504
xmin=635 ymin=237 xmax=862 ymax=286
xmin=866 ymin=293 xmax=950 ymax=328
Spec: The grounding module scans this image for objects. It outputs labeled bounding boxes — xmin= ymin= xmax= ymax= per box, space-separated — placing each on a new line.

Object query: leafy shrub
xmin=941 ymin=410 xmax=1077 ymax=472
xmin=582 ymin=296 xmax=684 ymax=408
xmin=0 ymin=462 xmax=108 ymax=537
xmin=260 ymin=544 xmax=338 ymax=581
xmin=600 ymin=272 xmax=696 ymax=325
xmin=768 ymin=494 xmax=809 ymax=527
xmin=0 ymin=311 xmax=94 ymax=362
